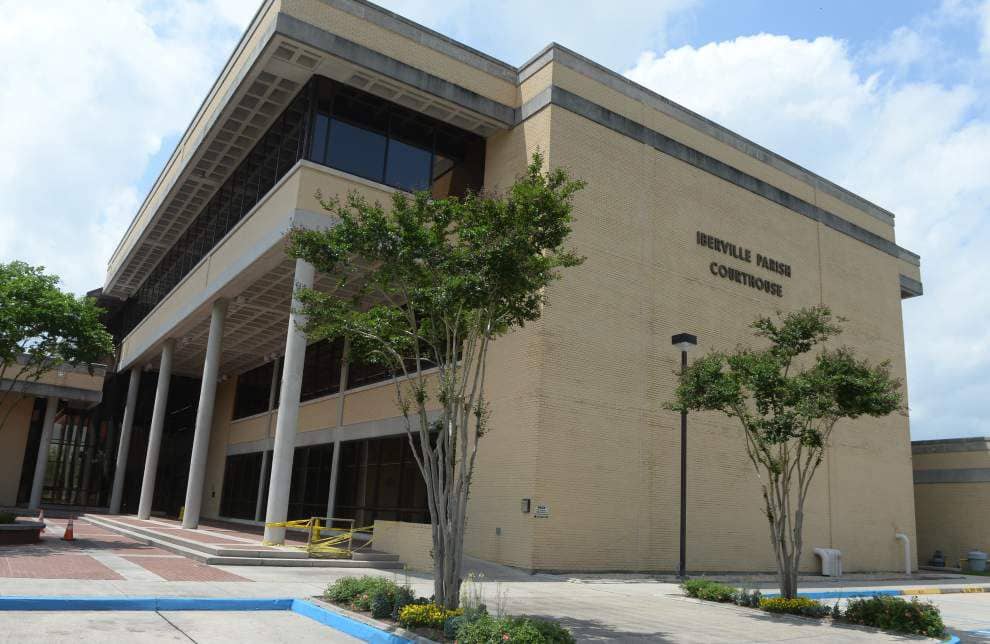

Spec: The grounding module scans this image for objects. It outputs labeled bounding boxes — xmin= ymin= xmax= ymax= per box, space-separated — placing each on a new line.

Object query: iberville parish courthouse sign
xmin=697 ymin=231 xmax=791 ymax=297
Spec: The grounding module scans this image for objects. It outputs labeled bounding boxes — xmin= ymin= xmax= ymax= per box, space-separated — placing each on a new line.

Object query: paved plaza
xmin=1 ymin=516 xmax=989 ymax=642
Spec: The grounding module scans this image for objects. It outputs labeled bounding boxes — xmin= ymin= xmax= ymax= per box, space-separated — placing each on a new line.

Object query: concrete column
xmin=326 ymin=439 xmax=342 ymax=519
xmin=28 ymin=396 xmax=60 ymax=511
xmin=263 ymin=258 xmax=314 ymax=543
xmin=325 ymin=340 xmax=348 ymax=520
xmin=110 ymin=368 xmax=142 ymax=514
xmin=182 ymin=300 xmax=228 ymax=529
xmin=137 ymin=339 xmax=175 ymax=520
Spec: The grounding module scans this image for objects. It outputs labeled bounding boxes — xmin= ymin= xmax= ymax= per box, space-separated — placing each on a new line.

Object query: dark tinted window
xmin=287 ymin=443 xmax=333 ymax=521
xmin=301 ymin=339 xmax=344 ymax=402
xmin=220 ymin=452 xmax=263 ymax=519
xmin=307 ymin=78 xmax=484 ymax=198
xmin=333 ymin=435 xmax=429 ymax=525
xmin=233 ymin=362 xmax=274 ymax=420
xmin=385 ymin=139 xmax=431 ymax=192
xmin=327 ymin=120 xmax=388 ymax=182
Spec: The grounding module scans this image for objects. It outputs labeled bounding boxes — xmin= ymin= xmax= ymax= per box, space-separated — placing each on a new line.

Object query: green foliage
xmin=831 ymin=601 xmax=843 ymax=619
xmin=668 ymin=307 xmax=902 ymax=443
xmin=455 ymin=614 xmax=576 ymax=644
xmin=843 ymin=596 xmax=945 ymax=638
xmin=323 ymin=576 xmax=411 ymax=613
xmin=291 ymin=152 xmax=585 ymax=608
xmin=0 ymin=261 xmax=114 ymax=432
xmin=370 ymin=591 xmax=392 ymax=619
xmin=288 ymin=151 xmax=585 ymax=370
xmin=390 ymin=586 xmax=415 ymax=620
xmin=734 ymin=588 xmax=762 ymax=608
xmin=443 ymin=614 xmax=465 ymax=639
xmin=759 ymin=597 xmax=829 ymax=618
xmin=681 ymin=579 xmax=737 ymax=602
xmin=397 ymin=603 xmax=463 ymax=629
xmin=668 ymin=307 xmax=902 ymax=598
xmin=0 ymin=512 xmax=16 ymax=524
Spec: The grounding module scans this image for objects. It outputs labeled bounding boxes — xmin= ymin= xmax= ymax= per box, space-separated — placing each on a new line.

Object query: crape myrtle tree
xmin=668 ymin=307 xmax=902 ymax=599
xmin=288 ymin=152 xmax=584 ymax=608
xmin=0 ymin=261 xmax=114 ymax=433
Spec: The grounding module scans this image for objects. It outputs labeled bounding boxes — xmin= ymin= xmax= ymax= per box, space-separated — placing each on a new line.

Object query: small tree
xmin=668 ymin=307 xmax=902 ymax=598
xmin=0 ymin=261 xmax=114 ymax=432
xmin=288 ymin=152 xmax=584 ymax=608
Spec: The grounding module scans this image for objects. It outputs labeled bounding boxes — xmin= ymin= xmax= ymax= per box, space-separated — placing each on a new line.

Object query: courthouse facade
xmin=1 ymin=0 xmax=924 ymax=572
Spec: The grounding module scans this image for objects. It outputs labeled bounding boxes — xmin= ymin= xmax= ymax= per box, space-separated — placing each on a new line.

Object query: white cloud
xmin=867 ymin=26 xmax=929 ymax=68
xmin=625 ymin=28 xmax=990 ymax=440
xmin=0 ymin=0 xmax=256 ymax=295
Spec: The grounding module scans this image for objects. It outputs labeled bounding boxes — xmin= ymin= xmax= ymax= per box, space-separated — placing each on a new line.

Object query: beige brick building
xmin=2 ymin=0 xmax=923 ymax=573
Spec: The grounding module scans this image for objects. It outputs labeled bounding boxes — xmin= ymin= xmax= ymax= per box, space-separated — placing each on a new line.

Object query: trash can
xmin=967 ymin=550 xmax=988 ymax=572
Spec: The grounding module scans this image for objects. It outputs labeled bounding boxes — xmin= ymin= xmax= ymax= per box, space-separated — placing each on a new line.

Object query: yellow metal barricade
xmin=263 ymin=517 xmax=374 ymax=559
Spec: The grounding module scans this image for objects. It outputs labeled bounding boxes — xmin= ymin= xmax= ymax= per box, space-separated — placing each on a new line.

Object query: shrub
xmin=759 ymin=597 xmax=830 ymax=618
xmin=370 ymin=592 xmax=392 ymax=619
xmin=0 ymin=512 xmax=16 ymax=524
xmin=734 ymin=589 xmax=762 ymax=608
xmin=843 ymin=596 xmax=945 ymax=638
xmin=681 ymin=579 xmax=736 ymax=602
xmin=443 ymin=614 xmax=465 ymax=640
xmin=324 ymin=576 xmax=411 ymax=613
xmin=455 ymin=614 xmax=576 ymax=644
xmin=397 ymin=603 xmax=463 ymax=630
xmin=389 ymin=584 xmax=415 ymax=620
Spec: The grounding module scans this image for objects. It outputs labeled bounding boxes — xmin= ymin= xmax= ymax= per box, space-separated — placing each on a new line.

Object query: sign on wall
xmin=696 ymin=231 xmax=791 ymax=298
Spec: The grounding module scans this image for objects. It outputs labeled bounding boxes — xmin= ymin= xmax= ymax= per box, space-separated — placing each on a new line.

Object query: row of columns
xmin=102 ymin=258 xmax=315 ymax=544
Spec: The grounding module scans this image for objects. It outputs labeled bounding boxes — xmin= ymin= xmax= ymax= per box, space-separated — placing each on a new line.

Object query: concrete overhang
xmin=116 ymin=161 xmax=395 ymax=378
xmin=104 ymin=0 xmax=511 ymax=301
xmin=1 ymin=359 xmax=107 ymax=405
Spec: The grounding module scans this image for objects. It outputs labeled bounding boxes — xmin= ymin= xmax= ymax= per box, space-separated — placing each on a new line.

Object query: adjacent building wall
xmin=913 ymin=439 xmax=990 ymax=568
xmin=0 ymin=397 xmax=36 ymax=506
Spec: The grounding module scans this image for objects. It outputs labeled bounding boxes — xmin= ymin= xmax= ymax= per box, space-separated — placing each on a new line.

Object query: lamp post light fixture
xmin=671 ymin=332 xmax=697 ymax=579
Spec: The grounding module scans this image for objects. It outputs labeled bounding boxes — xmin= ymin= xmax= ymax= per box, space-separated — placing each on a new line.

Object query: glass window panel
xmin=385 ymin=139 xmax=431 ymax=192
xmin=233 ymin=361 xmax=274 ymax=419
xmin=327 ymin=119 xmax=387 ymax=182
xmin=310 ymin=112 xmax=329 ymax=164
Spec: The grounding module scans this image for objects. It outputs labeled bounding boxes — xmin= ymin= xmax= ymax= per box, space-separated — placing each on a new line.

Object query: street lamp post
xmin=671 ymin=332 xmax=697 ymax=579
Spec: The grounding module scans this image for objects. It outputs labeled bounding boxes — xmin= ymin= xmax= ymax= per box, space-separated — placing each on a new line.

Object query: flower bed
xmin=321 ymin=574 xmax=574 ymax=643
xmin=680 ymin=580 xmax=947 ymax=639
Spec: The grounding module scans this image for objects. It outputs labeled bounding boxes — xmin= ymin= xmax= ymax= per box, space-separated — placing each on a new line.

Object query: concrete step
xmin=82 ymin=514 xmax=405 ymax=569
xmin=83 ymin=514 xmax=307 ymax=559
xmin=204 ymin=555 xmax=404 ymax=568
xmin=351 ymin=551 xmax=400 ymax=562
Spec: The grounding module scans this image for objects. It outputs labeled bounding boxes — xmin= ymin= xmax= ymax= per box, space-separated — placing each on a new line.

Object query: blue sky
xmin=1 ymin=0 xmax=989 ymax=441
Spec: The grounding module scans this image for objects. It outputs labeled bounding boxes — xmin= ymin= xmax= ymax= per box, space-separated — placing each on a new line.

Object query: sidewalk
xmin=2 ymin=520 xmax=980 ymax=642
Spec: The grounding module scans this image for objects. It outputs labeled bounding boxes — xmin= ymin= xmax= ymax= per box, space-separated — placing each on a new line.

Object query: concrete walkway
xmin=4 ymin=518 xmax=987 ymax=641
xmin=0 ymin=610 xmax=360 ymax=643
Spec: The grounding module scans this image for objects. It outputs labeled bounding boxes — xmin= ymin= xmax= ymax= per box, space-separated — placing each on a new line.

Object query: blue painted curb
xmin=763 ymin=589 xmax=902 ymax=600
xmin=291 ymin=599 xmax=411 ymax=643
xmin=0 ymin=596 xmax=293 ymax=611
xmin=0 ymin=596 xmax=413 ymax=643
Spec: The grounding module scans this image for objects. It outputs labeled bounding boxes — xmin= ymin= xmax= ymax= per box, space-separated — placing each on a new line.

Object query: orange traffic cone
xmin=62 ymin=517 xmax=74 ymax=541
